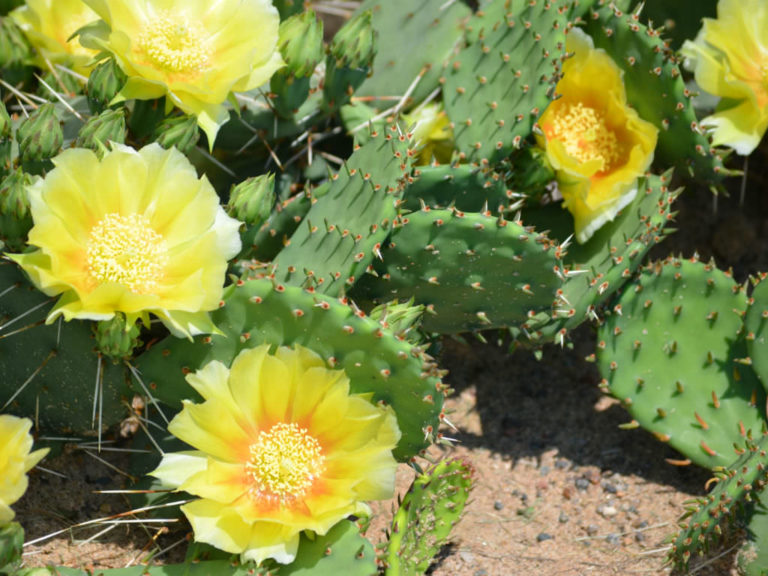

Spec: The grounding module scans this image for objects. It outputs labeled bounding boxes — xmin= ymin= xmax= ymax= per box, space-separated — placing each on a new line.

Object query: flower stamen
xmin=137 ymin=11 xmax=210 ymax=74
xmin=87 ymin=213 xmax=168 ymax=293
xmin=547 ymin=102 xmax=621 ymax=172
xmin=246 ymin=422 xmax=325 ymax=504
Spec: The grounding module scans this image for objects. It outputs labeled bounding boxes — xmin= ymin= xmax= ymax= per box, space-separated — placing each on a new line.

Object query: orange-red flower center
xmin=246 ymin=422 xmax=325 ymax=505
xmin=86 ymin=212 xmax=168 ymax=293
xmin=546 ymin=102 xmax=621 ymax=172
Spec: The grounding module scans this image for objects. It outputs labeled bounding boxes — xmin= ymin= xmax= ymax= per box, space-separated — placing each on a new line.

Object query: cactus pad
xmin=597 ymin=256 xmax=766 ymax=468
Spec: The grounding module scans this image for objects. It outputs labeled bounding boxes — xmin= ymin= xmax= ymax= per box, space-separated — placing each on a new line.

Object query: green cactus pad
xmin=745 ymin=276 xmax=768 ymax=395
xmin=0 ymin=262 xmax=131 ymax=434
xmin=670 ymin=433 xmax=768 ymax=569
xmin=354 ymin=0 xmax=471 ymax=107
xmin=443 ymin=0 xmax=568 ymax=164
xmin=271 ymin=125 xmax=412 ymax=296
xmin=279 ymin=520 xmax=377 ymax=576
xmin=400 ymin=163 xmax=513 ymax=213
xmin=135 ymin=279 xmax=445 ymax=461
xmin=584 ymin=2 xmax=728 ymax=184
xmin=523 ymin=171 xmax=677 ymax=342
xmin=49 ymin=561 xmax=270 ymax=576
xmin=597 ymin=256 xmax=766 ymax=469
xmin=383 ymin=458 xmax=473 ymax=575
xmin=244 ymin=182 xmax=330 ymax=263
xmin=353 ymin=207 xmax=565 ymax=334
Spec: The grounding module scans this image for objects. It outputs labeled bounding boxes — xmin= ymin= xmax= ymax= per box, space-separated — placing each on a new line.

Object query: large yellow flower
xmin=681 ymin=0 xmax=768 ymax=155
xmin=0 ymin=415 xmax=49 ymax=525
xmin=537 ymin=30 xmax=658 ymax=244
xmin=10 ymin=0 xmax=100 ymax=76
xmin=151 ymin=345 xmax=400 ymax=564
xmin=79 ymin=0 xmax=284 ymax=147
xmin=8 ymin=144 xmax=241 ymax=338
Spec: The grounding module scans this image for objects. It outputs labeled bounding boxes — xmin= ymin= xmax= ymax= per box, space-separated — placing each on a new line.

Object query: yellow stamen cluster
xmin=87 ymin=212 xmax=168 ymax=293
xmin=137 ymin=11 xmax=210 ymax=74
xmin=548 ymin=102 xmax=620 ymax=172
xmin=246 ymin=422 xmax=325 ymax=504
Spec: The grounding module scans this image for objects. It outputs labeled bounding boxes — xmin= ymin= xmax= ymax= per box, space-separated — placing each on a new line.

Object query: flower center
xmin=87 ymin=213 xmax=168 ymax=293
xmin=137 ymin=11 xmax=210 ymax=74
xmin=547 ymin=103 xmax=621 ymax=172
xmin=246 ymin=422 xmax=325 ymax=504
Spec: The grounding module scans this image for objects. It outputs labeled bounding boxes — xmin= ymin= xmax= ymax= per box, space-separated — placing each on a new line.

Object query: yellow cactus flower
xmin=10 ymin=0 xmax=100 ymax=76
xmin=8 ymin=144 xmax=242 ymax=338
xmin=151 ymin=345 xmax=400 ymax=564
xmin=537 ymin=30 xmax=658 ymax=244
xmin=0 ymin=415 xmax=49 ymax=525
xmin=681 ymin=0 xmax=768 ymax=155
xmin=403 ymin=102 xmax=455 ymax=165
xmin=79 ymin=0 xmax=284 ymax=147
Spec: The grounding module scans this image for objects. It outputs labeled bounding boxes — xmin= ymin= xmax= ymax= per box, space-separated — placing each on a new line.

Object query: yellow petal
xmin=149 ymin=450 xmax=207 ymax=488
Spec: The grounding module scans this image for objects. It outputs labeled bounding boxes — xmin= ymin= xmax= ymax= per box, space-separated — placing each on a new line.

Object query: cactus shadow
xmin=438 ymin=326 xmax=713 ymax=493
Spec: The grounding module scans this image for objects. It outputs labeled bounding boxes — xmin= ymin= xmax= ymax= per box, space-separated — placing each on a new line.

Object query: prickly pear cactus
xmin=382 ymin=458 xmax=473 ymax=575
xmin=444 ymin=0 xmax=569 ymax=164
xmin=597 ymin=256 xmax=766 ymax=468
xmin=670 ymin=432 xmax=768 ymax=568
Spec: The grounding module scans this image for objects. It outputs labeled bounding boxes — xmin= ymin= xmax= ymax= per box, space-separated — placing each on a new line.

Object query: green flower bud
xmin=368 ymin=299 xmax=426 ymax=345
xmin=37 ymin=70 xmax=83 ymax=101
xmin=0 ymin=17 xmax=31 ymax=68
xmin=278 ymin=10 xmax=324 ymax=78
xmin=94 ymin=313 xmax=142 ymax=361
xmin=17 ymin=103 xmax=62 ymax=163
xmin=0 ymin=100 xmax=11 ymax=140
xmin=329 ymin=10 xmax=375 ymax=70
xmin=152 ymin=114 xmax=200 ymax=154
xmin=0 ymin=167 xmax=35 ymax=252
xmin=75 ymin=108 xmax=126 ymax=155
xmin=86 ymin=58 xmax=127 ymax=114
xmin=227 ymin=174 xmax=275 ymax=228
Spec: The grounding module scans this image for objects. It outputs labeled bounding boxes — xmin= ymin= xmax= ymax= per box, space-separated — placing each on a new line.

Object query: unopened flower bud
xmin=0 ymin=168 xmax=36 ymax=252
xmin=86 ymin=58 xmax=126 ymax=114
xmin=278 ymin=11 xmax=324 ymax=78
xmin=227 ymin=174 xmax=275 ymax=228
xmin=152 ymin=114 xmax=200 ymax=154
xmin=17 ymin=103 xmax=62 ymax=163
xmin=329 ymin=10 xmax=375 ymax=70
xmin=0 ymin=18 xmax=31 ymax=68
xmin=75 ymin=108 xmax=126 ymax=154
xmin=94 ymin=313 xmax=142 ymax=361
xmin=368 ymin=299 xmax=425 ymax=345
xmin=0 ymin=100 xmax=11 ymax=140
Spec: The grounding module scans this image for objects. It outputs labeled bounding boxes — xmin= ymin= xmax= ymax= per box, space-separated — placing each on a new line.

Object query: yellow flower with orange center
xmin=537 ymin=30 xmax=658 ymax=244
xmin=681 ymin=0 xmax=768 ymax=155
xmin=8 ymin=143 xmax=242 ymax=338
xmin=0 ymin=415 xmax=49 ymax=525
xmin=79 ymin=0 xmax=284 ymax=147
xmin=10 ymin=0 xmax=100 ymax=76
xmin=151 ymin=345 xmax=400 ymax=564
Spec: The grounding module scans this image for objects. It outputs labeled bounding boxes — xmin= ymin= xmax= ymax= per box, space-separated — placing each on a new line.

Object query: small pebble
xmin=537 ymin=532 xmax=554 ymax=542
xmin=597 ymin=504 xmax=617 ymax=518
xmin=493 ymin=500 xmax=504 ymax=511
xmin=605 ymin=533 xmax=621 ymax=546
xmin=554 ymin=459 xmax=569 ymax=470
xmin=558 ymin=511 xmax=569 ymax=523
xmin=574 ymin=477 xmax=590 ymax=491
xmin=586 ymin=524 xmax=599 ymax=536
xmin=539 ymin=465 xmax=550 ymax=476
xmin=635 ymin=531 xmax=645 ymax=543
xmin=474 ymin=570 xmax=488 ymax=576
